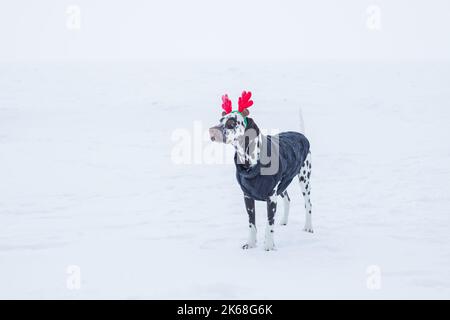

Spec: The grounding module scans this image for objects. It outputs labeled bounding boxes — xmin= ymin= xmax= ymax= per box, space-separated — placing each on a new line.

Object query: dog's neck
xmin=233 ymin=118 xmax=262 ymax=168
xmin=234 ymin=134 xmax=262 ymax=167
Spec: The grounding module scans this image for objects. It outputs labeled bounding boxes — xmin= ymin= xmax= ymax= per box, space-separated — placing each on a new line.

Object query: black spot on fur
xmin=300 ymin=176 xmax=305 ymax=182
xmin=244 ymin=197 xmax=256 ymax=225
xmin=267 ymin=199 xmax=276 ymax=225
xmin=307 ymin=172 xmax=311 ymax=179
xmin=281 ymin=191 xmax=291 ymax=201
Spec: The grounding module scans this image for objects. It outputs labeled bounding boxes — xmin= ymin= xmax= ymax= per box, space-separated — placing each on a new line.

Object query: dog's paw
xmin=242 ymin=243 xmax=256 ymax=250
xmin=264 ymin=239 xmax=276 ymax=251
xmin=279 ymin=220 xmax=288 ymax=226
xmin=303 ymin=227 xmax=314 ymax=233
xmin=263 ymin=242 xmax=276 ymax=251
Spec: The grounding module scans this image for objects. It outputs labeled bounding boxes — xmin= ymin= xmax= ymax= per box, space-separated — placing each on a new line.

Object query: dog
xmin=209 ymin=91 xmax=313 ymax=251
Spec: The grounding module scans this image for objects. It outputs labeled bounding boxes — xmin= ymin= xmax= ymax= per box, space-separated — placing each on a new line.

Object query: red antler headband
xmin=221 ymin=91 xmax=253 ymax=126
xmin=221 ymin=94 xmax=232 ymax=114
xmin=238 ymin=90 xmax=253 ymax=113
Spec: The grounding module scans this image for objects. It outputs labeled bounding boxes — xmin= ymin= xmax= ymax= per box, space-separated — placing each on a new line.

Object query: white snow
xmin=0 ymin=61 xmax=449 ymax=299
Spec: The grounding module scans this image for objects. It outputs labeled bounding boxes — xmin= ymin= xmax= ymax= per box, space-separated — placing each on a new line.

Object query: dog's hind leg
xmin=242 ymin=195 xmax=257 ymax=249
xmin=298 ymin=152 xmax=313 ymax=233
xmin=279 ymin=190 xmax=290 ymax=226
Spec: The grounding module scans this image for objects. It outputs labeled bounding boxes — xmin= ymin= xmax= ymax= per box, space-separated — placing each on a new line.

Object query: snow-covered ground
xmin=0 ymin=61 xmax=449 ymax=299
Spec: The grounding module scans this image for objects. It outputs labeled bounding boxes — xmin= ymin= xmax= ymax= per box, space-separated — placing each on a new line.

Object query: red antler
xmin=238 ymin=91 xmax=253 ymax=113
xmin=222 ymin=94 xmax=232 ymax=114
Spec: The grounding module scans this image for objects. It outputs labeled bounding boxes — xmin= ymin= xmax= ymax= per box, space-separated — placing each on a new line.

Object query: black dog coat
xmin=234 ymin=127 xmax=310 ymax=201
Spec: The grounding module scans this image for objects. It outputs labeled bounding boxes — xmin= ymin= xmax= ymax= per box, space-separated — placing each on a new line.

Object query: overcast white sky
xmin=0 ymin=0 xmax=449 ymax=61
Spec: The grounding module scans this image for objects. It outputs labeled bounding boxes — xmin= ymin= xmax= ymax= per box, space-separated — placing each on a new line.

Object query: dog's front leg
xmin=264 ymin=194 xmax=277 ymax=251
xmin=242 ymin=195 xmax=257 ymax=249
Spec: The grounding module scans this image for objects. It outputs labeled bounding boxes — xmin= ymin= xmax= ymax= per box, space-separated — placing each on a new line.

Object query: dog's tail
xmin=298 ymin=106 xmax=306 ymax=134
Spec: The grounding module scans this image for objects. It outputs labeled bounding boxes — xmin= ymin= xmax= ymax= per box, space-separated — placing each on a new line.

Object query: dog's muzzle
xmin=209 ymin=126 xmax=224 ymax=143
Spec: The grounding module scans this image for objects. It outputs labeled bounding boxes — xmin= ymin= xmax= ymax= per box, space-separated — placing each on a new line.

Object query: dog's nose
xmin=209 ymin=127 xmax=218 ymax=141
xmin=209 ymin=126 xmax=223 ymax=142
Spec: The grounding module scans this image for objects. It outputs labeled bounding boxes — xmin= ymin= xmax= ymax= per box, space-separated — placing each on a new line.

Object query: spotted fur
xmin=298 ymin=152 xmax=313 ymax=233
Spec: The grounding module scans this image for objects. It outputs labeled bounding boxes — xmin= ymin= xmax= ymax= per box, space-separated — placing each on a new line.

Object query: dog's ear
xmin=245 ymin=117 xmax=259 ymax=136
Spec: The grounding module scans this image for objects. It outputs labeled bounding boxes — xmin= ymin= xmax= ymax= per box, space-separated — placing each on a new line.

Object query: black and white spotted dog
xmin=209 ymin=91 xmax=313 ymax=251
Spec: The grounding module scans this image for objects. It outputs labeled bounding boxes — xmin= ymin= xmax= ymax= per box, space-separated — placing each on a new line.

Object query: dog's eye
xmin=225 ymin=119 xmax=236 ymax=129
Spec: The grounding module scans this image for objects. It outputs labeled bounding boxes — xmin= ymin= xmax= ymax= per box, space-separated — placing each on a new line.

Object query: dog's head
xmin=209 ymin=91 xmax=253 ymax=145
